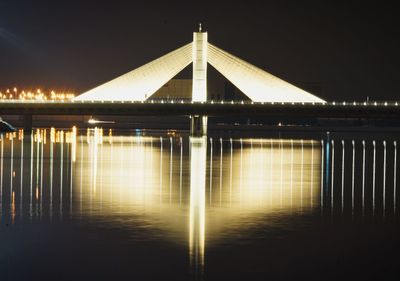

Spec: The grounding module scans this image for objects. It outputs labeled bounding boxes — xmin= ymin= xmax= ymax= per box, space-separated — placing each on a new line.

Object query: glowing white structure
xmin=75 ymin=27 xmax=324 ymax=103
xmin=192 ymin=25 xmax=207 ymax=102
xmin=74 ymin=44 xmax=192 ymax=101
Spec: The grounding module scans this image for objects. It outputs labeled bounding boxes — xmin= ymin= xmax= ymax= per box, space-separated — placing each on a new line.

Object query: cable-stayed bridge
xmin=1 ymin=26 xmax=400 ymax=132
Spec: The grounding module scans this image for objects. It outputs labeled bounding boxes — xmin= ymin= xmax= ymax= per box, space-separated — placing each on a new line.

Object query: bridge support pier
xmin=23 ymin=114 xmax=33 ymax=134
xmin=190 ymin=115 xmax=207 ymax=137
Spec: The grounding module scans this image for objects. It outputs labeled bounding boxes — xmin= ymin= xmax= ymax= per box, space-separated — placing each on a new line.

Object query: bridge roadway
xmin=1 ymin=100 xmax=400 ymax=119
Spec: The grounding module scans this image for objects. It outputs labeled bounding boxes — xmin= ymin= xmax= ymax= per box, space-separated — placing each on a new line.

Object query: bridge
xmin=1 ymin=26 xmax=400 ymax=133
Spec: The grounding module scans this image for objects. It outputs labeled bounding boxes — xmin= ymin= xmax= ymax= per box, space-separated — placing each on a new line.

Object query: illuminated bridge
xmin=1 ymin=26 xmax=400 ymax=132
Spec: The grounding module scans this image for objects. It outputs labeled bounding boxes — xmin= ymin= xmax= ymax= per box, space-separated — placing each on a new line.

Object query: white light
xmin=207 ymin=43 xmax=325 ymax=103
xmin=74 ymin=43 xmax=192 ymax=102
xmin=192 ymin=32 xmax=208 ymax=102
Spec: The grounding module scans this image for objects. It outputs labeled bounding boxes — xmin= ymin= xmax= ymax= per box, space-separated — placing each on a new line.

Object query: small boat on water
xmin=0 ymin=117 xmax=16 ymax=132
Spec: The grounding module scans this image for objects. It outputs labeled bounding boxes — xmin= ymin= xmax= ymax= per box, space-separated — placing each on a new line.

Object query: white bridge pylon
xmin=75 ymin=29 xmax=325 ymax=103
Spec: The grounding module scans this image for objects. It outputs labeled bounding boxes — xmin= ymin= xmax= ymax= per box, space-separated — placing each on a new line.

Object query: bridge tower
xmin=191 ymin=24 xmax=208 ymax=136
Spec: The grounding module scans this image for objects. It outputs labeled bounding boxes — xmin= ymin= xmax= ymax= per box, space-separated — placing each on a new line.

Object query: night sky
xmin=0 ymin=0 xmax=399 ymax=101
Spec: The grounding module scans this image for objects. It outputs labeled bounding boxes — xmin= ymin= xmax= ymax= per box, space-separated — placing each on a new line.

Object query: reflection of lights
xmin=70 ymin=135 xmax=321 ymax=258
xmin=189 ymin=137 xmax=207 ymax=267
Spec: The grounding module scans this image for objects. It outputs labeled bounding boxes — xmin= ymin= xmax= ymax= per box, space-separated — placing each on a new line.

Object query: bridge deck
xmin=1 ymin=100 xmax=400 ymax=119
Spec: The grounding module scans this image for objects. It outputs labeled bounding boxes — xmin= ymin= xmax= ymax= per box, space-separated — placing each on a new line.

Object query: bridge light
xmin=343 ymin=101 xmax=346 ymax=106
xmin=332 ymin=101 xmax=336 ymax=105
xmin=396 ymin=102 xmax=398 ymax=106
xmin=363 ymin=102 xmax=367 ymax=106
xmin=384 ymin=101 xmax=387 ymax=106
xmin=374 ymin=102 xmax=377 ymax=106
xmin=181 ymin=100 xmax=184 ymax=104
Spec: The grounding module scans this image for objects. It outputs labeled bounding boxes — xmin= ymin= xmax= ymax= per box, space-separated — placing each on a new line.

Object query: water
xmin=0 ymin=128 xmax=399 ymax=280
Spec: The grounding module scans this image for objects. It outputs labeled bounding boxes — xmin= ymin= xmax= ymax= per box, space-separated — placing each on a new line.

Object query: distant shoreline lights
xmin=0 ymin=87 xmax=75 ymax=101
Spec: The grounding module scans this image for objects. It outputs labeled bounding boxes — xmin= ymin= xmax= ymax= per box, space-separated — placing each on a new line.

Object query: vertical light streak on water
xmin=100 ymin=138 xmax=103 ymax=210
xmin=209 ymin=138 xmax=213 ymax=205
xmin=394 ymin=141 xmax=397 ymax=214
xmin=291 ymin=139 xmax=294 ymax=209
xmin=180 ymin=137 xmax=183 ymax=205
xmin=300 ymin=139 xmax=304 ymax=209
xmin=362 ymin=140 xmax=366 ymax=215
xmin=310 ymin=140 xmax=314 ymax=208
xmin=60 ymin=137 xmax=64 ymax=217
xmin=20 ymin=136 xmax=24 ymax=215
xmin=89 ymin=133 xmax=93 ymax=213
xmin=229 ymin=138 xmax=233 ymax=205
xmin=40 ymin=133 xmax=44 ymax=216
xmin=10 ymin=135 xmax=14 ymax=204
xmin=189 ymin=136 xmax=207 ymax=274
xmin=240 ymin=139 xmax=243 ymax=204
xmin=261 ymin=141 xmax=264 ymax=203
xmin=110 ymin=134 xmax=113 ymax=206
xmin=169 ymin=137 xmax=173 ymax=204
xmin=341 ymin=140 xmax=345 ymax=214
xmin=70 ymin=141 xmax=73 ymax=217
xmin=130 ymin=135 xmax=134 ymax=201
xmin=270 ymin=139 xmax=273 ymax=205
xmin=120 ymin=135 xmax=123 ymax=205
xmin=320 ymin=140 xmax=324 ymax=210
xmin=331 ymin=140 xmax=335 ymax=210
xmin=160 ymin=137 xmax=163 ymax=203
xmin=0 ymin=134 xmax=3 ymax=205
xmin=30 ymin=132 xmax=33 ymax=218
xmin=50 ymin=140 xmax=53 ymax=219
xmin=219 ymin=138 xmax=223 ymax=206
xmin=80 ymin=136 xmax=83 ymax=215
xmin=372 ymin=140 xmax=376 ymax=216
xmin=351 ymin=140 xmax=355 ymax=215
xmin=250 ymin=138 xmax=253 ymax=204
xmin=383 ymin=140 xmax=387 ymax=216
xmin=36 ymin=132 xmax=39 ymax=188
xmin=150 ymin=137 xmax=153 ymax=184
xmin=280 ymin=139 xmax=283 ymax=207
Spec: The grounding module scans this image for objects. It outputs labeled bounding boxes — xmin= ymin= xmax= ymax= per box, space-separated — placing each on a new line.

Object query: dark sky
xmin=0 ymin=0 xmax=399 ymax=101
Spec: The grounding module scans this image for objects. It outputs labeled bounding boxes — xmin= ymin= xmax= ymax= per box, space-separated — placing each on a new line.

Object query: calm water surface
xmin=0 ymin=128 xmax=399 ymax=280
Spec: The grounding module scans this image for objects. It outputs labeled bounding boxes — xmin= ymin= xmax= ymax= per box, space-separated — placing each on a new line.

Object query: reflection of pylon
xmin=75 ymin=29 xmax=324 ymax=103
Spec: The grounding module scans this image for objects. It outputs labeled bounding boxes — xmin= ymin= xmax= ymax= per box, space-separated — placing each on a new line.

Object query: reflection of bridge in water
xmin=1 ymin=129 xmax=398 ymax=275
